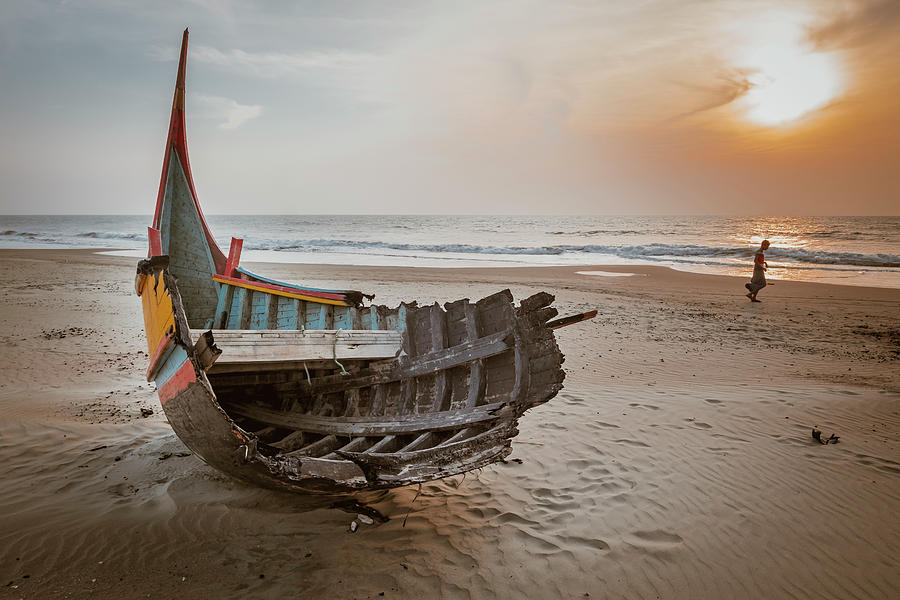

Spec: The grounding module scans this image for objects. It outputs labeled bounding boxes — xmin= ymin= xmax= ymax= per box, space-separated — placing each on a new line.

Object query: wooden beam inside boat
xmin=192 ymin=329 xmax=401 ymax=371
xmin=277 ymin=329 xmax=513 ymax=398
xmin=224 ymin=401 xmax=509 ymax=437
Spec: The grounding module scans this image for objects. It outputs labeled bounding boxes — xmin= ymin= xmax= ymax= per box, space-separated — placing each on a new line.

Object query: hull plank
xmin=225 ymin=401 xmax=508 ymax=437
xmin=196 ymin=329 xmax=402 ymax=366
xmin=333 ymin=306 xmax=354 ymax=330
xmin=227 ymin=286 xmax=250 ymax=329
xmin=305 ymin=303 xmax=329 ymax=330
xmin=275 ymin=297 xmax=301 ymax=330
xmin=138 ymin=252 xmax=571 ymax=492
xmin=248 ymin=291 xmax=273 ymax=330
xmin=159 ymin=152 xmax=219 ymax=327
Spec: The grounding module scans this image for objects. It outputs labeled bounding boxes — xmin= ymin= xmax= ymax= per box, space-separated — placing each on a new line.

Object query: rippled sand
xmin=1 ymin=249 xmax=898 ymax=599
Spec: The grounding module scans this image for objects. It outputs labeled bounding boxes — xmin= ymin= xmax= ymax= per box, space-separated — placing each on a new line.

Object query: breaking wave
xmin=240 ymin=239 xmax=900 ymax=268
xmin=76 ymin=232 xmax=145 ymax=241
xmin=1 ymin=230 xmax=41 ymax=238
xmin=2 ymin=216 xmax=898 ymax=279
xmin=550 ymin=229 xmax=656 ymax=236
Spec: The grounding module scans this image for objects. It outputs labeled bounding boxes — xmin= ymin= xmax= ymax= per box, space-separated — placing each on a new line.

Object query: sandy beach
xmin=1 ymin=248 xmax=898 ymax=599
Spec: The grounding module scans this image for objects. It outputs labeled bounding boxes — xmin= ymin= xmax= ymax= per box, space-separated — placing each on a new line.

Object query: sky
xmin=0 ymin=0 xmax=898 ymax=215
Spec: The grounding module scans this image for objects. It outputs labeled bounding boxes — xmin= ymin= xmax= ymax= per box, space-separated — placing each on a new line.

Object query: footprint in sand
xmin=627 ymin=530 xmax=685 ymax=553
xmin=612 ymin=438 xmax=651 ymax=448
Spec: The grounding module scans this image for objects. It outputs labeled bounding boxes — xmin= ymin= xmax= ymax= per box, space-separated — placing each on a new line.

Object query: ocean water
xmin=1 ymin=214 xmax=898 ymax=288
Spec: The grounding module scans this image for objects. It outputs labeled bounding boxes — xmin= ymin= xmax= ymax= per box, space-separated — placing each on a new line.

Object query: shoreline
xmin=5 ymin=246 xmax=900 ymax=291
xmin=6 ymin=244 xmax=900 ymax=289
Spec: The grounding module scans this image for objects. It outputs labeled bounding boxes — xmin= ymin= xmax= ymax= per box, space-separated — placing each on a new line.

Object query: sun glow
xmin=736 ymin=14 xmax=844 ymax=126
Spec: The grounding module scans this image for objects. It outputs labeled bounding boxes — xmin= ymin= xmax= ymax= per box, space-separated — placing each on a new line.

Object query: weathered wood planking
xmin=194 ymin=329 xmax=401 ymax=368
xmin=157 ymin=152 xmax=220 ymax=328
xmin=226 ymin=401 xmax=507 ymax=436
xmin=214 ymin=291 xmax=383 ymax=332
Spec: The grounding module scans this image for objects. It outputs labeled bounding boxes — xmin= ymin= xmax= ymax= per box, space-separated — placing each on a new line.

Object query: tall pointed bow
xmin=152 ymin=28 xmax=225 ymax=273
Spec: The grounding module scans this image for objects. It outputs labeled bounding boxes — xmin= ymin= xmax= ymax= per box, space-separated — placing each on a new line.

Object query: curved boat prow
xmin=148 ymin=29 xmax=367 ymax=328
xmin=150 ymin=28 xmax=226 ymax=327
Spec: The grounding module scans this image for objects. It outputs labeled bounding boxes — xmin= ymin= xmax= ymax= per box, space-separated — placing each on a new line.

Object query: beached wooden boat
xmin=136 ymin=30 xmax=593 ymax=493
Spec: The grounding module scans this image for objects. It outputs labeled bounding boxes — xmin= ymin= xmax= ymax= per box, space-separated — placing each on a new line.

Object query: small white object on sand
xmin=576 ymin=271 xmax=644 ymax=277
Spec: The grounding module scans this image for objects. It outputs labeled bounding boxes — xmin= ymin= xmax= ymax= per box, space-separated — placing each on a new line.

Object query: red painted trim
xmin=152 ymin=29 xmax=226 ymax=274
xmin=225 ymin=237 xmax=243 ymax=277
xmin=157 ymin=360 xmax=197 ymax=406
xmin=148 ymin=227 xmax=162 ymax=256
xmin=213 ymin=274 xmax=348 ymax=301
xmin=146 ymin=331 xmax=175 ymax=381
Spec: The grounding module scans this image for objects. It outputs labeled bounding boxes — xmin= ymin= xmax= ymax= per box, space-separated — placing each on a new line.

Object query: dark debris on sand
xmin=812 ymin=427 xmax=840 ymax=445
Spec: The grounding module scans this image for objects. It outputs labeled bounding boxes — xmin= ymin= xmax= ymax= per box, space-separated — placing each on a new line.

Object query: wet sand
xmin=1 ymin=248 xmax=898 ymax=599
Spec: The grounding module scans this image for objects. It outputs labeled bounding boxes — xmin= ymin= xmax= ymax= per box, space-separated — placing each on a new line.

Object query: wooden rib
xmin=223 ymin=401 xmax=507 ymax=437
xmin=363 ymin=435 xmax=397 ymax=454
xmin=509 ymin=342 xmax=529 ymax=404
xmin=397 ymin=432 xmax=437 ymax=452
xmin=474 ymin=290 xmax=514 ymax=336
xmin=340 ymin=387 xmax=359 ymax=417
xmin=321 ymin=436 xmax=368 ymax=460
xmin=370 ymin=383 xmax=388 ymax=418
xmin=398 ymin=304 xmax=416 ymax=415
xmin=440 ymin=427 xmax=474 ymax=446
xmin=366 ymin=306 xmax=392 ymax=418
xmin=464 ymin=303 xmax=484 ymax=408
xmin=283 ymin=434 xmax=340 ymax=458
xmin=270 ymin=430 xmax=306 ymax=451
xmin=429 ymin=304 xmax=449 ymax=412
xmin=477 ymin=293 xmax=518 ymax=406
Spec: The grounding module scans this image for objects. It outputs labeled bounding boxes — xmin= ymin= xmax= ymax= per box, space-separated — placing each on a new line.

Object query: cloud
xmin=190 ymin=44 xmax=378 ymax=78
xmin=810 ymin=0 xmax=900 ymax=49
xmin=192 ymin=95 xmax=262 ymax=129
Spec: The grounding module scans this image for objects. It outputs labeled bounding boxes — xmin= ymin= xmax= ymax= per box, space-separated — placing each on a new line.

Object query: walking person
xmin=745 ymin=239 xmax=770 ymax=302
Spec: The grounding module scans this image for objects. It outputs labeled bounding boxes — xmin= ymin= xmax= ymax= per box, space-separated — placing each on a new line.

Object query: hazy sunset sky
xmin=1 ymin=0 xmax=898 ymax=215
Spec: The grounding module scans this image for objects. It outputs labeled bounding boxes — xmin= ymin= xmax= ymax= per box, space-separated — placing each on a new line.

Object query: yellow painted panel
xmin=140 ymin=274 xmax=176 ymax=354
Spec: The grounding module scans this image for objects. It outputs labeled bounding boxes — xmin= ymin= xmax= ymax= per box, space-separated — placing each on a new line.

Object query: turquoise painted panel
xmin=214 ymin=283 xmax=233 ymax=328
xmin=161 ymin=150 xmax=219 ymax=327
xmin=369 ymin=306 xmax=380 ymax=330
xmin=397 ymin=304 xmax=408 ymax=333
xmin=153 ymin=345 xmax=189 ymax=386
xmin=333 ymin=306 xmax=353 ymax=329
xmin=227 ymin=287 xmax=249 ymax=329
xmin=275 ymin=297 xmax=300 ymax=329
xmin=304 ymin=303 xmax=328 ymax=329
xmin=249 ymin=291 xmax=272 ymax=330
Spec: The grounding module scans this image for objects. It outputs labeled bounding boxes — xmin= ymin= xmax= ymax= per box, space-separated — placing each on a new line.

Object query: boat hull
xmin=137 ymin=257 xmax=565 ymax=493
xmin=137 ymin=29 xmax=578 ymax=494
